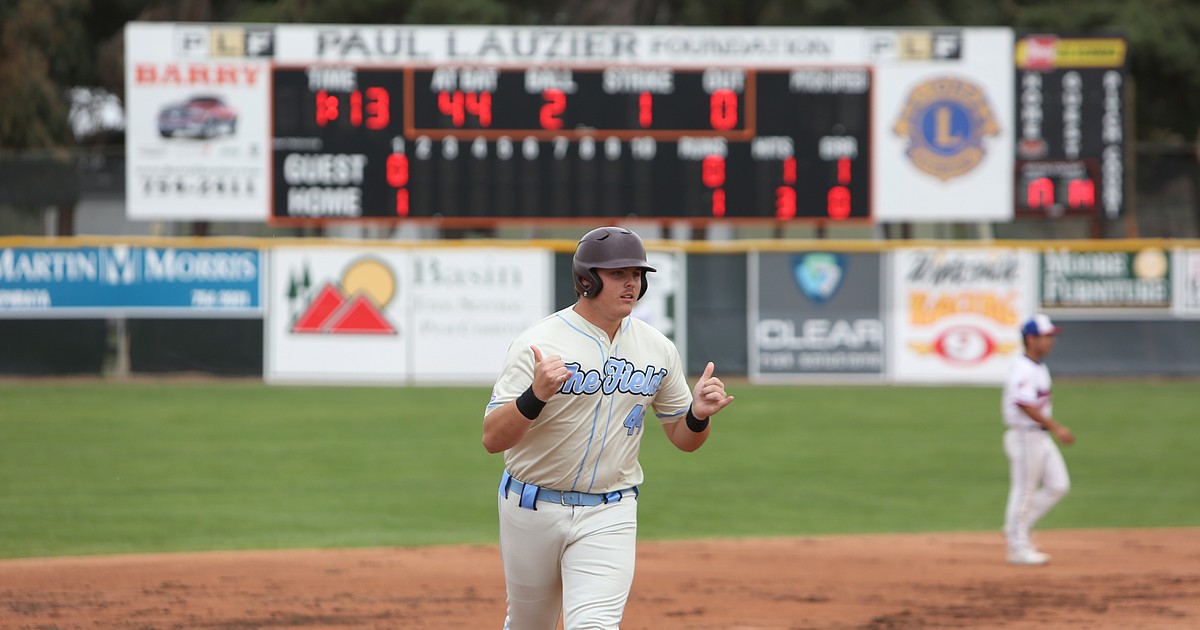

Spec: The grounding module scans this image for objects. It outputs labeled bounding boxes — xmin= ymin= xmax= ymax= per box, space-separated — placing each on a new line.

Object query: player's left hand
xmin=691 ymin=361 xmax=734 ymax=419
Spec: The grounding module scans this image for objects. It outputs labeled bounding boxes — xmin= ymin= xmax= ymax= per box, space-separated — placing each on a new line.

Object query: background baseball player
xmin=482 ymin=226 xmax=734 ymax=629
xmin=1002 ymin=313 xmax=1074 ymax=566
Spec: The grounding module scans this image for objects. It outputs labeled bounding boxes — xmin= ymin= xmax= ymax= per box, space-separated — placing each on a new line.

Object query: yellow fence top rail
xmin=1 ymin=235 xmax=1195 ymax=254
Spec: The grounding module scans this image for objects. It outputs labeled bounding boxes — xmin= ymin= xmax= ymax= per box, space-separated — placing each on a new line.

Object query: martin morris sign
xmin=0 ymin=245 xmax=263 ymax=318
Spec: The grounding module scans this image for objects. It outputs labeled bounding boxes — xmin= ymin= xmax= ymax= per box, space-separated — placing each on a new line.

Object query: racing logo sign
xmin=889 ymin=247 xmax=1037 ymax=384
xmin=907 ymin=324 xmax=1017 ymax=364
xmin=893 ymin=77 xmax=1000 ymax=181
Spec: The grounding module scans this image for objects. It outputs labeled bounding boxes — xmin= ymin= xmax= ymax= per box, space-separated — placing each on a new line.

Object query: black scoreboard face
xmin=271 ymin=65 xmax=871 ymax=223
xmin=1014 ymin=35 xmax=1127 ymax=220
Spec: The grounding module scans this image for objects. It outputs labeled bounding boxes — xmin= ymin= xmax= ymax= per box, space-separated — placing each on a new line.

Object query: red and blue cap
xmin=1020 ymin=313 xmax=1061 ymax=337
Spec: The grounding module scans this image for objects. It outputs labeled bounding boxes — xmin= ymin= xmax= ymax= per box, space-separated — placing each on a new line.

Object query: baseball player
xmin=482 ymin=226 xmax=734 ymax=629
xmin=1002 ymin=314 xmax=1074 ymax=566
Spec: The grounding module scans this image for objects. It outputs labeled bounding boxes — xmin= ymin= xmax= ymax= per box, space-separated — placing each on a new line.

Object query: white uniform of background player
xmin=1002 ymin=314 xmax=1074 ymax=566
xmin=482 ymin=227 xmax=734 ymax=629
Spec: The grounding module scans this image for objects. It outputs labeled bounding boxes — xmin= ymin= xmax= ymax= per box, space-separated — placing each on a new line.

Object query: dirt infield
xmin=2 ymin=528 xmax=1198 ymax=629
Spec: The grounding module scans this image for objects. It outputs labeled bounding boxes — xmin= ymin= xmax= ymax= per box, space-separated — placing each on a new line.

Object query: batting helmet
xmin=572 ymin=226 xmax=657 ymax=299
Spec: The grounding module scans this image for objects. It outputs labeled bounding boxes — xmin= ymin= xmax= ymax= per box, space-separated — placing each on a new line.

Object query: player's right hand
xmin=530 ymin=345 xmax=570 ymax=401
xmin=1052 ymin=423 xmax=1075 ymax=446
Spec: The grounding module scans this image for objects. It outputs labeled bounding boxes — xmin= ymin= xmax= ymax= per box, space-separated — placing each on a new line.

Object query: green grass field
xmin=1 ymin=380 xmax=1197 ymax=560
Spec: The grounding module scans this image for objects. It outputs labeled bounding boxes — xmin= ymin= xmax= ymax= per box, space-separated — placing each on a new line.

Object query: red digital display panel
xmin=407 ymin=69 xmax=749 ymax=136
xmin=1018 ymin=160 xmax=1100 ymax=216
xmin=271 ymin=65 xmax=871 ymax=223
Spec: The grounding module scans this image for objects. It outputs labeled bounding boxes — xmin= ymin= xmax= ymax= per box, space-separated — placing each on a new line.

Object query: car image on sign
xmin=158 ymin=95 xmax=238 ymax=139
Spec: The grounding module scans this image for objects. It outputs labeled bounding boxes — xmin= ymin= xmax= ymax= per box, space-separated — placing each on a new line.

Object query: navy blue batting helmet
xmin=572 ymin=227 xmax=656 ymax=299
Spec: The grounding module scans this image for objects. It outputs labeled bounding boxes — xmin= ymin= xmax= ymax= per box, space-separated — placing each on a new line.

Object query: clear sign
xmin=750 ymin=251 xmax=885 ymax=382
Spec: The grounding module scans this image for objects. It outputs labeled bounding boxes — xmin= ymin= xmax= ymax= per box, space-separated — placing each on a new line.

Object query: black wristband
xmin=515 ymin=386 xmax=547 ymax=420
xmin=685 ymin=408 xmax=709 ymax=433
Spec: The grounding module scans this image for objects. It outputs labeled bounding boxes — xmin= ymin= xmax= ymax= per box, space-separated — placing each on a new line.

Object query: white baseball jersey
xmin=1002 ymin=354 xmax=1053 ymax=430
xmin=1001 ymin=353 xmax=1070 ymax=556
xmin=486 ymin=305 xmax=692 ymax=494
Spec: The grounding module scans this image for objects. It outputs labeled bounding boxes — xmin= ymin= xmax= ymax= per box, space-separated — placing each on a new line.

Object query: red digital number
xmin=1027 ymin=177 xmax=1054 ymax=209
xmin=701 ymin=155 xmax=726 ymax=189
xmin=540 ymin=89 xmax=565 ymax=130
xmin=709 ymin=89 xmax=738 ymax=130
xmin=315 ymin=90 xmax=339 ymax=127
xmin=438 ymin=90 xmax=491 ymax=127
xmin=438 ymin=90 xmax=465 ymax=127
xmin=639 ymin=92 xmax=653 ymax=128
xmin=395 ymin=189 xmax=409 ymax=217
xmin=349 ymin=90 xmax=362 ymax=126
xmin=365 ymin=87 xmax=390 ymax=129
xmin=712 ymin=189 xmax=726 ymax=218
xmin=782 ymin=157 xmax=796 ymax=185
xmin=465 ymin=91 xmax=492 ymax=127
xmin=315 ymin=87 xmax=389 ymax=129
xmin=386 ymin=154 xmax=409 ymax=188
xmin=827 ymin=186 xmax=851 ymax=220
xmin=837 ymin=157 xmax=852 ymax=185
xmin=775 ymin=186 xmax=796 ymax=220
xmin=703 ymin=154 xmax=727 ymax=218
xmin=388 ymin=153 xmax=409 ymax=217
xmin=1068 ymin=178 xmax=1094 ymax=208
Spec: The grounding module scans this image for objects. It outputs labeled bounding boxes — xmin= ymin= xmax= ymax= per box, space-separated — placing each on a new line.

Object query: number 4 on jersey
xmin=623 ymin=404 xmax=646 ymax=436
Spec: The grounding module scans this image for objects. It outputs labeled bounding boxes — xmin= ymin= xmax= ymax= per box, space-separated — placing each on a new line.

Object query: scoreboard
xmin=271 ymin=65 xmax=870 ymax=222
xmin=127 ymin=24 xmax=1109 ymax=225
xmin=1014 ymin=34 xmax=1128 ymax=219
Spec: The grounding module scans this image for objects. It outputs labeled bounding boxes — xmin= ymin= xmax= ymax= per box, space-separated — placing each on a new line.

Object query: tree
xmin=0 ymin=0 xmax=91 ymax=149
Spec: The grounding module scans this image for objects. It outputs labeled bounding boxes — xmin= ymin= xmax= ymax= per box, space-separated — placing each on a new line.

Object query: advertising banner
xmin=870 ymin=28 xmax=1015 ymax=222
xmin=408 ymin=248 xmax=552 ymax=383
xmin=889 ymin=247 xmax=1037 ymax=384
xmin=271 ymin=24 xmax=872 ymax=65
xmin=0 ymin=245 xmax=262 ymax=318
xmin=1173 ymin=248 xmax=1200 ymax=318
xmin=749 ymin=251 xmax=885 ymax=382
xmin=1041 ymin=247 xmax=1171 ymax=311
xmin=125 ymin=22 xmax=272 ymax=220
xmin=265 ymin=246 xmax=551 ymax=385
xmin=266 ymin=247 xmax=411 ymax=384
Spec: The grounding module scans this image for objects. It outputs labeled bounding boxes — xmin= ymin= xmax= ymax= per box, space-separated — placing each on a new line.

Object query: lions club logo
xmin=893 ymin=77 xmax=999 ymax=181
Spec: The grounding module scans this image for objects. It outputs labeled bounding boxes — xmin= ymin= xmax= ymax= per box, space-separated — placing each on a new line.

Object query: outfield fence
xmin=1 ymin=236 xmax=1198 ymax=382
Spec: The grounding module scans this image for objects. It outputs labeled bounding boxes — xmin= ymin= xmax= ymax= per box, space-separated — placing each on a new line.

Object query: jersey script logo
xmin=560 ymin=357 xmax=666 ymax=397
xmin=893 ymin=77 xmax=999 ymax=181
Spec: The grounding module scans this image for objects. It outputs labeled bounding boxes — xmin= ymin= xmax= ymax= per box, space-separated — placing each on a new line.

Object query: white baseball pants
xmin=1003 ymin=428 xmax=1070 ymax=552
xmin=498 ymin=487 xmax=638 ymax=629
